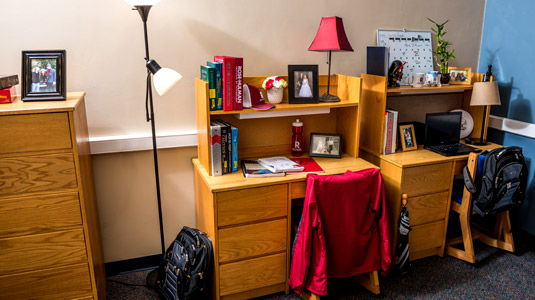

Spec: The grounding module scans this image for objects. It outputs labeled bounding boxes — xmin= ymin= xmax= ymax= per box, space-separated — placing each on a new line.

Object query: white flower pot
xmin=267 ymin=87 xmax=283 ymax=104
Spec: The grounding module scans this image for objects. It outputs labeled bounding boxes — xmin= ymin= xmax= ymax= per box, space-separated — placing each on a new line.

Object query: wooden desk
xmin=360 ymin=143 xmax=501 ymax=261
xmin=193 ymin=155 xmax=377 ymax=300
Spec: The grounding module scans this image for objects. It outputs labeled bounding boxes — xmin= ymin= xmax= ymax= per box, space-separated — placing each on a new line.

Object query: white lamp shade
xmin=124 ymin=0 xmax=160 ymax=6
xmin=153 ymin=68 xmax=182 ymax=96
xmin=470 ymin=81 xmax=501 ymax=106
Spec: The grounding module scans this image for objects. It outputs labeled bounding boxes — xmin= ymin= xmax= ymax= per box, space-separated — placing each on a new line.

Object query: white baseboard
xmin=89 ymin=130 xmax=198 ymax=154
xmin=488 ymin=115 xmax=535 ymax=139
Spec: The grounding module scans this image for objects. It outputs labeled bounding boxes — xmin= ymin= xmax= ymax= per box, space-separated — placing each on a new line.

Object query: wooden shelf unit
xmin=358 ymin=73 xmax=494 ymax=262
xmin=193 ymin=74 xmax=382 ymax=299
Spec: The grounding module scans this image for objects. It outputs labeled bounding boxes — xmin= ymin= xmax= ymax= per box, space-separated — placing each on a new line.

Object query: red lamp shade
xmin=308 ymin=16 xmax=353 ymax=52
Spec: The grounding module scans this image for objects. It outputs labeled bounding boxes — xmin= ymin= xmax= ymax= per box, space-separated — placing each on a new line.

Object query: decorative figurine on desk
xmin=483 ymin=64 xmax=493 ymax=82
xmin=388 ymin=60 xmax=405 ymax=87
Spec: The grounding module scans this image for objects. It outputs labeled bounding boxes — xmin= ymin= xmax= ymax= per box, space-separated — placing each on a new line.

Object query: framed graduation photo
xmin=288 ymin=65 xmax=319 ymax=104
xmin=21 ymin=50 xmax=66 ymax=101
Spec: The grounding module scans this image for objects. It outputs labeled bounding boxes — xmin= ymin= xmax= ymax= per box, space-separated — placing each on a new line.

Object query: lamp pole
xmin=137 ymin=5 xmax=166 ymax=256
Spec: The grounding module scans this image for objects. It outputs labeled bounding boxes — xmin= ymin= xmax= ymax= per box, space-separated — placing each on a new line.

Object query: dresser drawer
xmin=0 ymin=153 xmax=77 ymax=196
xmin=0 ymin=228 xmax=88 ymax=276
xmin=402 ymin=162 xmax=452 ymax=197
xmin=0 ymin=112 xmax=72 ymax=155
xmin=219 ymin=219 xmax=287 ymax=263
xmin=407 ymin=191 xmax=449 ymax=226
xmin=0 ymin=192 xmax=82 ymax=238
xmin=219 ymin=252 xmax=286 ymax=296
xmin=0 ymin=263 xmax=92 ymax=300
xmin=409 ymin=220 xmax=445 ymax=255
xmin=217 ymin=184 xmax=288 ymax=227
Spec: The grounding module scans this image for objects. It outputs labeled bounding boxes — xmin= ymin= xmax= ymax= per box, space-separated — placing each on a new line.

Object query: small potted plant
xmin=428 ymin=18 xmax=456 ymax=85
xmin=262 ymin=76 xmax=288 ymax=104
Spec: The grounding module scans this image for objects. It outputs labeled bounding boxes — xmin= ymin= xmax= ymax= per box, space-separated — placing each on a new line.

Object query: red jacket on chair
xmin=288 ymin=168 xmax=391 ymax=296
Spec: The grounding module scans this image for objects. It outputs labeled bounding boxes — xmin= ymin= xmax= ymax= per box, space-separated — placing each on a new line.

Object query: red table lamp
xmin=308 ymin=16 xmax=354 ymax=102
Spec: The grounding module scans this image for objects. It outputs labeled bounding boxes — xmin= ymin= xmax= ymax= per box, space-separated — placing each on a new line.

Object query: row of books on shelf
xmin=242 ymin=156 xmax=324 ymax=178
xmin=383 ymin=109 xmax=398 ymax=154
xmin=210 ymin=120 xmax=238 ymax=176
xmin=0 ymin=75 xmax=19 ymax=104
xmin=200 ymin=56 xmax=243 ymax=112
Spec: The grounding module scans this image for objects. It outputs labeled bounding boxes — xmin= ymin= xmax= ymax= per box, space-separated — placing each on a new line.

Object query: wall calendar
xmin=377 ymin=29 xmax=434 ymax=85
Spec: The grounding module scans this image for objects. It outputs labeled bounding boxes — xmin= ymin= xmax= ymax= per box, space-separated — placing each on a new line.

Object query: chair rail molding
xmin=89 ymin=130 xmax=198 ymax=154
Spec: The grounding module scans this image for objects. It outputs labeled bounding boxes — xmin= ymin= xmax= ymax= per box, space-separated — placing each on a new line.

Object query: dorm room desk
xmin=360 ymin=142 xmax=502 ymax=262
xmin=193 ymin=155 xmax=377 ymax=300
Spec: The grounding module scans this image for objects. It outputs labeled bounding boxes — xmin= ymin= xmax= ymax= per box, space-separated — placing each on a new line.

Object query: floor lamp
xmin=465 ymin=81 xmax=501 ymax=145
xmin=124 ymin=0 xmax=182 ymax=262
xmin=308 ymin=16 xmax=354 ymax=103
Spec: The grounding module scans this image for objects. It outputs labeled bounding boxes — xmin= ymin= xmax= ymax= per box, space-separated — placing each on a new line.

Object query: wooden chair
xmin=446 ymin=152 xmax=515 ymax=263
xmin=300 ymin=272 xmax=380 ymax=299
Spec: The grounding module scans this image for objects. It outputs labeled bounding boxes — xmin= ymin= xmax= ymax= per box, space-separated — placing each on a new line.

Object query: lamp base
xmin=319 ymin=93 xmax=340 ymax=103
xmin=465 ymin=138 xmax=488 ymax=146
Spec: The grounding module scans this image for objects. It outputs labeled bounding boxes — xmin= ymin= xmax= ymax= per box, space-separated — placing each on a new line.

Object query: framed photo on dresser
xmin=21 ymin=50 xmax=66 ymax=101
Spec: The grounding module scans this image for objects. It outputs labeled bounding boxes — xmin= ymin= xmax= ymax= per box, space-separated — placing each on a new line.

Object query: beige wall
xmin=1 ymin=0 xmax=486 ymax=262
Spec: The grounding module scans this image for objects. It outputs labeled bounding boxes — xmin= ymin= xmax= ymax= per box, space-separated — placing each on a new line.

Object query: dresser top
xmin=0 ymin=92 xmax=85 ymax=115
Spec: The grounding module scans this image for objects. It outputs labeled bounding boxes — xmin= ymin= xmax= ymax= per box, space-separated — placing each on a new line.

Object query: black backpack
xmin=154 ymin=226 xmax=213 ymax=300
xmin=464 ymin=146 xmax=527 ymax=216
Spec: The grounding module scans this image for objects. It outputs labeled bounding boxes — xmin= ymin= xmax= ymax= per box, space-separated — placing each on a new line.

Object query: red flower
xmin=265 ymin=79 xmax=274 ymax=90
xmin=275 ymin=76 xmax=283 ymax=81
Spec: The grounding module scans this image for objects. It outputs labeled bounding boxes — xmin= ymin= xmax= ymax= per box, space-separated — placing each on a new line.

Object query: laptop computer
xmin=424 ymin=112 xmax=482 ymax=156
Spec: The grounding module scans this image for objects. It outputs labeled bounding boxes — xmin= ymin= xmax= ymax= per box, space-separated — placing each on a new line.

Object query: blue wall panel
xmin=479 ymin=0 xmax=535 ymax=235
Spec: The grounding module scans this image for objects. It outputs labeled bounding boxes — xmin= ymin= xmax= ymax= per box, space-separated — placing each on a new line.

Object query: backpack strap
xmin=463 ymin=165 xmax=477 ymax=194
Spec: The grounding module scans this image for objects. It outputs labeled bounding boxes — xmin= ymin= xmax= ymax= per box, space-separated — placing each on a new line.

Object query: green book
xmin=200 ymin=65 xmax=216 ymax=111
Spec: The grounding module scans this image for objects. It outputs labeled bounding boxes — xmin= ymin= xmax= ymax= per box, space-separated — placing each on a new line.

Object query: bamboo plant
xmin=428 ymin=18 xmax=456 ymax=74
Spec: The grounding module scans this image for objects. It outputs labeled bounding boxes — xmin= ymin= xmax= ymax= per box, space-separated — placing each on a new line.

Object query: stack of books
xmin=200 ymin=56 xmax=243 ymax=111
xmin=210 ymin=120 xmax=238 ymax=176
xmin=241 ymin=156 xmax=324 ymax=178
xmin=0 ymin=75 xmax=19 ymax=104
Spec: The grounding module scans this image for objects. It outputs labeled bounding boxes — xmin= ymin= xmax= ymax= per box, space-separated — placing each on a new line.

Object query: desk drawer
xmin=219 ymin=252 xmax=286 ymax=296
xmin=0 ymin=263 xmax=92 ymax=300
xmin=0 ymin=228 xmax=87 ymax=276
xmin=0 ymin=153 xmax=77 ymax=196
xmin=407 ymin=191 xmax=449 ymax=226
xmin=0 ymin=192 xmax=82 ymax=238
xmin=217 ymin=184 xmax=288 ymax=227
xmin=402 ymin=162 xmax=452 ymax=197
xmin=409 ymin=220 xmax=444 ymax=254
xmin=219 ymin=219 xmax=287 ymax=263
xmin=0 ymin=113 xmax=72 ymax=155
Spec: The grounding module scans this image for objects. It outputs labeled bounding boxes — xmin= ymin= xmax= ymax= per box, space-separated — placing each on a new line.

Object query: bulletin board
xmin=377 ymin=29 xmax=434 ymax=85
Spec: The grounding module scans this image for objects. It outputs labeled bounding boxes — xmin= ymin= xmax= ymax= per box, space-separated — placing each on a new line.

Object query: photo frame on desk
xmin=309 ymin=133 xmax=342 ymax=158
xmin=288 ymin=65 xmax=319 ymax=104
xmin=21 ymin=50 xmax=66 ymax=101
xmin=399 ymin=124 xmax=417 ymax=151
xmin=449 ymin=67 xmax=472 ymax=85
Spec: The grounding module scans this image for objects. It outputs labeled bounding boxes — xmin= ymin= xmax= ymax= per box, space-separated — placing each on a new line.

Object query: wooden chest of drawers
xmin=0 ymin=93 xmax=105 ymax=300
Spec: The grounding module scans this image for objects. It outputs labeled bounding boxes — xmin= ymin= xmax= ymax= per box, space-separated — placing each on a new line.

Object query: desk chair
xmin=446 ymin=152 xmax=515 ymax=263
xmin=288 ymin=169 xmax=390 ymax=298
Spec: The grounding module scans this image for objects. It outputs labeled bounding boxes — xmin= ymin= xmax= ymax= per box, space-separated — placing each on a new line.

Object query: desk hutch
xmin=0 ymin=93 xmax=106 ymax=299
xmin=193 ymin=75 xmax=379 ymax=299
xmin=359 ymin=74 xmax=499 ymax=261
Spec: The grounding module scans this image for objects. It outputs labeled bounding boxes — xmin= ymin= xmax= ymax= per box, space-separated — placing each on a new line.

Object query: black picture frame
xmin=288 ymin=65 xmax=319 ymax=104
xmin=22 ymin=50 xmax=66 ymax=101
xmin=309 ymin=133 xmax=342 ymax=158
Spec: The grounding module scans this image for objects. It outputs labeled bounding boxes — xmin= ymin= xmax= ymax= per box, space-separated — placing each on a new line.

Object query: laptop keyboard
xmin=429 ymin=143 xmax=477 ymax=153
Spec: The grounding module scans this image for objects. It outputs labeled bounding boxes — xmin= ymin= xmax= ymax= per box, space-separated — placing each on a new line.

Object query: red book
xmin=214 ymin=56 xmax=234 ymax=111
xmin=233 ymin=57 xmax=243 ymax=110
xmin=0 ymin=86 xmax=16 ymax=104
xmin=287 ymin=157 xmax=324 ymax=174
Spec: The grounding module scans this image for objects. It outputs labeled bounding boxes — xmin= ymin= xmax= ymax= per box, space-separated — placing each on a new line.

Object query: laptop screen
xmin=424 ymin=112 xmax=462 ymax=148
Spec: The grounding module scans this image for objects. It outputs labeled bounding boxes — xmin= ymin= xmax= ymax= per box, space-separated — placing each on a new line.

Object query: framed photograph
xmin=449 ymin=67 xmax=472 ymax=85
xmin=22 ymin=50 xmax=66 ymax=101
xmin=288 ymin=65 xmax=319 ymax=104
xmin=399 ymin=124 xmax=417 ymax=151
xmin=309 ymin=133 xmax=342 ymax=158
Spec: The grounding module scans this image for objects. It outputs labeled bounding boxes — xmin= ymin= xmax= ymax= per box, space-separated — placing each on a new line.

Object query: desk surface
xmin=193 ymin=155 xmax=377 ymax=192
xmin=361 ymin=142 xmax=502 ymax=168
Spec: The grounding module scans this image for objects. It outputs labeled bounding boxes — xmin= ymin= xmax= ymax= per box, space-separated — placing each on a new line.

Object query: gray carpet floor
xmin=107 ymin=239 xmax=535 ymax=300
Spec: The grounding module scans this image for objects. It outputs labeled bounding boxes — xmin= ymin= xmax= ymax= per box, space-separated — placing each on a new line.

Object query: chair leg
xmin=446 ymin=210 xmax=476 ymax=263
xmin=301 ymin=290 xmax=320 ymax=300
xmin=354 ymin=270 xmax=380 ymax=295
xmin=478 ymin=211 xmax=515 ymax=252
